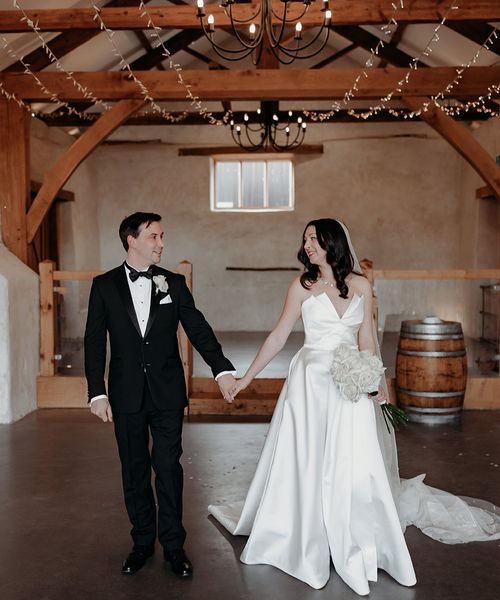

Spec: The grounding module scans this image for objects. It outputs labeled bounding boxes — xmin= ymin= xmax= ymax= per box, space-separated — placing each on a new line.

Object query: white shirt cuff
xmin=215 ymin=370 xmax=236 ymax=381
xmin=90 ymin=394 xmax=108 ymax=405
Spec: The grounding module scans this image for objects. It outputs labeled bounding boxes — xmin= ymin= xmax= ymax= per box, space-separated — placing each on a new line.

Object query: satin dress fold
xmin=209 ymin=293 xmax=416 ymax=595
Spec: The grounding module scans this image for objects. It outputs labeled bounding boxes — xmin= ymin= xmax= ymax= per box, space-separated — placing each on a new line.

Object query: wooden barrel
xmin=396 ymin=318 xmax=467 ymax=424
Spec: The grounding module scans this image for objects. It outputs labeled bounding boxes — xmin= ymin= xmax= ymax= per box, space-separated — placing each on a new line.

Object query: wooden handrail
xmin=39 ymin=263 xmax=499 ymax=394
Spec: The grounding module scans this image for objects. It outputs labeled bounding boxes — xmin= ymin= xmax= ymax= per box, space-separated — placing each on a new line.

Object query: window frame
xmin=210 ymin=154 xmax=295 ymax=213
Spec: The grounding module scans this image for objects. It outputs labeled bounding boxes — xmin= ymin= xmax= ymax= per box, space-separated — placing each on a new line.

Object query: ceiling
xmin=0 ymin=0 xmax=499 ymax=131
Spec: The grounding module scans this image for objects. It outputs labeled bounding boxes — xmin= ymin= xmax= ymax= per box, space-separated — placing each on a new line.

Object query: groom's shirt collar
xmin=124 ymin=263 xmax=152 ymax=337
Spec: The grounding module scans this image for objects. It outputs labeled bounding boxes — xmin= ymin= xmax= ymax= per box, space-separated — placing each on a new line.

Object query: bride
xmin=209 ymin=218 xmax=500 ymax=596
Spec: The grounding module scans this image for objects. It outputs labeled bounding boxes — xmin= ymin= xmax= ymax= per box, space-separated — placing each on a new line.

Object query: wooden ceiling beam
xmin=378 ymin=24 xmax=408 ymax=69
xmin=333 ymin=25 xmax=500 ymax=113
xmin=26 ymin=99 xmax=145 ymax=244
xmin=402 ymin=95 xmax=500 ymax=199
xmin=3 ymin=0 xmax=143 ymax=72
xmin=446 ymin=21 xmax=500 ymax=56
xmin=37 ymin=108 xmax=491 ymax=127
xmin=178 ymin=145 xmax=324 ymax=156
xmin=1 ymin=2 xmax=498 ymax=32
xmin=333 ymin=25 xmax=430 ymax=68
xmin=311 ymin=43 xmax=357 ymax=69
xmin=129 ymin=29 xmax=203 ymax=70
xmin=2 ymin=67 xmax=498 ymax=101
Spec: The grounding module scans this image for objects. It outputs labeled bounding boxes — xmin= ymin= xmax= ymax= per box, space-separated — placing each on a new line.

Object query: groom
xmin=84 ymin=212 xmax=236 ymax=578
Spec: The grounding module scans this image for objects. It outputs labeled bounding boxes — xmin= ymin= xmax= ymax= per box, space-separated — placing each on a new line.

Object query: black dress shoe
xmin=121 ymin=548 xmax=154 ymax=575
xmin=164 ymin=549 xmax=193 ymax=579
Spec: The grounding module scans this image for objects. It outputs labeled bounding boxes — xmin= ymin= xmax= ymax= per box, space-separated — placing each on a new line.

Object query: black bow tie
xmin=125 ymin=263 xmax=153 ymax=282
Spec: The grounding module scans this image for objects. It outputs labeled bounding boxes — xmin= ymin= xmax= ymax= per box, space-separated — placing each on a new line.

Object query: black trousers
xmin=113 ymin=383 xmax=186 ymax=551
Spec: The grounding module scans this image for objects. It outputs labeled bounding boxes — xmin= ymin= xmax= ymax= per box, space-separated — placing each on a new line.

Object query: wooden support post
xmin=402 ymin=96 xmax=500 ymax=199
xmin=26 ymin=98 xmax=145 ymax=244
xmin=0 ymin=99 xmax=29 ymax=263
xmin=176 ymin=260 xmax=193 ymax=401
xmin=39 ymin=260 xmax=56 ymax=376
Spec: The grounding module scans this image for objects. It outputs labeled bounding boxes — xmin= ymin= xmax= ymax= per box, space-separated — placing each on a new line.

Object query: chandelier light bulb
xmin=244 ymin=113 xmax=249 ymax=121
xmin=207 ymin=14 xmax=215 ymax=33
xmin=194 ymin=0 xmax=333 ymax=65
xmin=288 ymin=110 xmax=293 ymax=117
xmin=297 ymin=116 xmax=303 ymax=124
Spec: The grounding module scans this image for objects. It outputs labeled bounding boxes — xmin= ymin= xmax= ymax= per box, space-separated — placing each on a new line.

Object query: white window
xmin=211 ymin=156 xmax=294 ymax=212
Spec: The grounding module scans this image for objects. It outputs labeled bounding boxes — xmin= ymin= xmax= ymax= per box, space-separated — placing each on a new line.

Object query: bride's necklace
xmin=318 ymin=278 xmax=336 ymax=289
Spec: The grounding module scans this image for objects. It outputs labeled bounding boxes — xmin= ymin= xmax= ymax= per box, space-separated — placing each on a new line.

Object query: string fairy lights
xmin=0 ymin=31 xmax=98 ymax=121
xmin=136 ymin=0 xmax=231 ymax=126
xmin=0 ymin=0 xmax=497 ymax=127
xmin=91 ymin=3 xmax=188 ymax=124
xmin=13 ymin=0 xmax=111 ymax=117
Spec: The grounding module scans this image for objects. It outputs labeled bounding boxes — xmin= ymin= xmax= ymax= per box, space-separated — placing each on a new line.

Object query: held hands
xmin=90 ymin=397 xmax=113 ymax=422
xmin=217 ymin=374 xmax=250 ymax=404
xmin=217 ymin=373 xmax=238 ymax=403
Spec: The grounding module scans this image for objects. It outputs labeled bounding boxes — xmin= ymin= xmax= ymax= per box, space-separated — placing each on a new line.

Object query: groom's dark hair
xmin=119 ymin=212 xmax=162 ymax=251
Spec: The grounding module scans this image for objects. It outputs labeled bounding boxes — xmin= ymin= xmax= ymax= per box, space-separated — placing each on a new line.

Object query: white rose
xmin=153 ymin=275 xmax=169 ymax=295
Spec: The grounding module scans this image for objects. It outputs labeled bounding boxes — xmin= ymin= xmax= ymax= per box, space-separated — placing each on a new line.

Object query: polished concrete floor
xmin=1 ymin=410 xmax=499 ymax=600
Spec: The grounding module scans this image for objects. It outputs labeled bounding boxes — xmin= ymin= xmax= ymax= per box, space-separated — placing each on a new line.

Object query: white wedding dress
xmin=209 ymin=291 xmax=500 ymax=595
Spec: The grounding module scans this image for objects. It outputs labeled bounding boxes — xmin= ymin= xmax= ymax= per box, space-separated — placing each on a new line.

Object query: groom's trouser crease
xmin=113 ymin=383 xmax=186 ymax=551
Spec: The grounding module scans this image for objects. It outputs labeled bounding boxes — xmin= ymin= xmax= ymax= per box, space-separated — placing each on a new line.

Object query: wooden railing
xmin=38 ymin=261 xmax=500 ymax=413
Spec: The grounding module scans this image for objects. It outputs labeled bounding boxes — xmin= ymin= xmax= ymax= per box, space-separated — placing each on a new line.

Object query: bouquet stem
xmin=380 ymin=402 xmax=409 ymax=433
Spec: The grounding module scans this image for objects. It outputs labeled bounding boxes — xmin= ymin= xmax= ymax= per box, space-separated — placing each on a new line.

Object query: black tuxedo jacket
xmin=84 ymin=264 xmax=234 ymax=413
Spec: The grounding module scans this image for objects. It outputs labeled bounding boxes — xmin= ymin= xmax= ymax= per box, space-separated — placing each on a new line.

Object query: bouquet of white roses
xmin=330 ymin=344 xmax=408 ymax=432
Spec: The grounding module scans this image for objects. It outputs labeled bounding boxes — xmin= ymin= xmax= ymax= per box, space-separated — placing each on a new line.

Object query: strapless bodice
xmin=301 ymin=292 xmax=364 ymax=350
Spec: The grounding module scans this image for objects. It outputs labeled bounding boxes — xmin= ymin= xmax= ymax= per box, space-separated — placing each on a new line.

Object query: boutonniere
xmin=152 ymin=274 xmax=169 ymax=295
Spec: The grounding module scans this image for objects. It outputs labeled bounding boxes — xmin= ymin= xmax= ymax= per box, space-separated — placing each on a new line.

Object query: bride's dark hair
xmin=297 ymin=218 xmax=356 ymax=298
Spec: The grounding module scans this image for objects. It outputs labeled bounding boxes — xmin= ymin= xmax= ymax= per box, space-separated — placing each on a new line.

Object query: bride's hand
xmin=230 ymin=377 xmax=250 ymax=400
xmin=374 ymin=385 xmax=387 ymax=404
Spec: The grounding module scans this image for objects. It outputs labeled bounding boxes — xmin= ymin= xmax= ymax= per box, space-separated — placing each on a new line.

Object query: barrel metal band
xmin=397 ymin=349 xmax=466 ymax=357
xmin=397 ymin=387 xmax=465 ymax=398
xmin=399 ymin=334 xmax=464 ymax=341
xmin=401 ymin=324 xmax=462 ymax=335
xmin=400 ymin=405 xmax=463 ymax=414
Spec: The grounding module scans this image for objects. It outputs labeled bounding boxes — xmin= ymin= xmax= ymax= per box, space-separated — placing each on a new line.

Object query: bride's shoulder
xmin=288 ymin=276 xmax=310 ymax=301
xmin=348 ymin=273 xmax=372 ymax=296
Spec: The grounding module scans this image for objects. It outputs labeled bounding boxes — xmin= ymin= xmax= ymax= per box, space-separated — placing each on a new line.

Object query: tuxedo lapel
xmin=113 ymin=266 xmax=142 ymax=338
xmin=144 ymin=267 xmax=161 ymax=338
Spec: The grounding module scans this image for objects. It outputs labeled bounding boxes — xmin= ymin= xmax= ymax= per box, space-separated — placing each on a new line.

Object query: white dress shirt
xmin=90 ymin=264 xmax=234 ymax=405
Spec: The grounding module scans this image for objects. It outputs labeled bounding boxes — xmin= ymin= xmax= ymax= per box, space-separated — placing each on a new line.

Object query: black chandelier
xmin=196 ymin=0 xmax=332 ymax=65
xmin=228 ymin=102 xmax=307 ymax=151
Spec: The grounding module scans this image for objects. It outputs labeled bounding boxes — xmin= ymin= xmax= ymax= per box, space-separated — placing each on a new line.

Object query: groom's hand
xmin=217 ymin=373 xmax=237 ymax=404
xmin=91 ymin=398 xmax=113 ymax=422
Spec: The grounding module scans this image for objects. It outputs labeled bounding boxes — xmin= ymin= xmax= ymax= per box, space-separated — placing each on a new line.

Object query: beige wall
xmin=30 ymin=117 xmax=499 ymax=338
xmin=457 ymin=118 xmax=500 ymax=268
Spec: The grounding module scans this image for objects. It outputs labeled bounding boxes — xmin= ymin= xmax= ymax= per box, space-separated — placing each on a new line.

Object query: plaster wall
xmin=91 ymin=121 xmax=463 ymax=333
xmin=0 ymin=245 xmax=39 ymax=423
xmin=30 ymin=119 xmax=101 ymax=339
xmin=457 ymin=119 xmax=500 ymax=268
